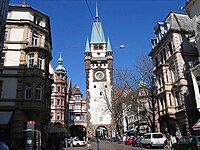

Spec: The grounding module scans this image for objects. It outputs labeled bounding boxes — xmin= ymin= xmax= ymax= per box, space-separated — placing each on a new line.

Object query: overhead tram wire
xmin=84 ymin=0 xmax=105 ymax=43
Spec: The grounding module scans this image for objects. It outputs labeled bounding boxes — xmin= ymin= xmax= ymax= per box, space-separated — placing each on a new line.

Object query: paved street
xmin=63 ymin=140 xmax=170 ymax=150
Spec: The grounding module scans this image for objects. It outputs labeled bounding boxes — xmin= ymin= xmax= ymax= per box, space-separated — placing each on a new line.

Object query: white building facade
xmin=84 ymin=4 xmax=113 ymax=137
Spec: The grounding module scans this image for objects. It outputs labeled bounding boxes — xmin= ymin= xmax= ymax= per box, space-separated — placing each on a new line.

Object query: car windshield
xmin=153 ymin=134 xmax=163 ymax=138
xmin=179 ymin=137 xmax=197 ymax=143
xmin=197 ymin=137 xmax=200 ymax=142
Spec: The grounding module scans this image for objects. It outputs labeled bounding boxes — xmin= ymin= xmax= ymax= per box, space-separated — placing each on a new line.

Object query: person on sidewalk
xmin=87 ymin=137 xmax=92 ymax=150
xmin=96 ymin=136 xmax=100 ymax=150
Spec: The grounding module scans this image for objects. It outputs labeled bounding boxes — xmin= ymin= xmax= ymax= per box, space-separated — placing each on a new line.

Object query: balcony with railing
xmin=22 ymin=37 xmax=51 ymax=51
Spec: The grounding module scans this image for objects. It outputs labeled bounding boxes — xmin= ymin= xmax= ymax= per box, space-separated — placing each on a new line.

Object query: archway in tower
xmin=69 ymin=125 xmax=86 ymax=140
xmin=96 ymin=126 xmax=108 ymax=139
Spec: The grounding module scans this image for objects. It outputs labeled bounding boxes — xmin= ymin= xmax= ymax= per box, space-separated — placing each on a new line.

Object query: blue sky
xmin=10 ymin=0 xmax=186 ymax=96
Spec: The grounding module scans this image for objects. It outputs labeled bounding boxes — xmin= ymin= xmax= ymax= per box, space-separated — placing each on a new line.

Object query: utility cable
xmin=84 ymin=0 xmax=105 ymax=43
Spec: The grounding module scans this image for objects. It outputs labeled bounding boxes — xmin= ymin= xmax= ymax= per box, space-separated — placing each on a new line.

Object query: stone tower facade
xmin=84 ymin=3 xmax=113 ymax=137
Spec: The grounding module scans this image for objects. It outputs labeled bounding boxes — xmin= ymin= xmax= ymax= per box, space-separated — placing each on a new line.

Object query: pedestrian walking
xmin=175 ymin=129 xmax=182 ymax=141
xmin=166 ymin=133 xmax=172 ymax=148
xmin=64 ymin=136 xmax=68 ymax=148
xmin=96 ymin=136 xmax=100 ymax=150
xmin=87 ymin=137 xmax=92 ymax=150
xmin=70 ymin=137 xmax=73 ymax=147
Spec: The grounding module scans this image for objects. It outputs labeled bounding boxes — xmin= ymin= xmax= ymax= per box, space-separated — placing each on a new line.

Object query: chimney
xmin=22 ymin=0 xmax=27 ymax=7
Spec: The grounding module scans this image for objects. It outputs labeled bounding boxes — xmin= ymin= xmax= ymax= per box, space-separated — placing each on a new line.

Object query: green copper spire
xmin=85 ymin=38 xmax=90 ymax=52
xmin=90 ymin=2 xmax=106 ymax=44
xmin=107 ymin=37 xmax=112 ymax=52
xmin=56 ymin=53 xmax=66 ymax=73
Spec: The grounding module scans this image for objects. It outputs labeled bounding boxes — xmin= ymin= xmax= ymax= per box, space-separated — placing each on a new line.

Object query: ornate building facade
xmin=0 ymin=0 xmax=9 ymax=62
xmin=0 ymin=2 xmax=52 ymax=148
xmin=49 ymin=55 xmax=67 ymax=126
xmin=68 ymin=85 xmax=87 ymax=140
xmin=149 ymin=12 xmax=200 ymax=136
xmin=84 ymin=4 xmax=113 ymax=137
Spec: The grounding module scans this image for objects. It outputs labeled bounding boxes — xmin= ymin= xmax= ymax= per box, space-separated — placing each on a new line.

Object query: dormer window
xmin=34 ymin=15 xmax=41 ymax=25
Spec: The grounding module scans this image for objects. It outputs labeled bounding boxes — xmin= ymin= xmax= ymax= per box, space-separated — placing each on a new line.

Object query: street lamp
xmin=180 ymin=86 xmax=190 ymax=136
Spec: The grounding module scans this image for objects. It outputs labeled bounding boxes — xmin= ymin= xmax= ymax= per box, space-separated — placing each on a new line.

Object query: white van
xmin=141 ymin=133 xmax=166 ymax=148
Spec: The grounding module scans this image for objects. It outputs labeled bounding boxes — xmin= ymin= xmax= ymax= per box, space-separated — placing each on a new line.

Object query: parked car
xmin=72 ymin=137 xmax=86 ymax=147
xmin=140 ymin=133 xmax=166 ymax=148
xmin=132 ymin=137 xmax=141 ymax=147
xmin=172 ymin=136 xmax=200 ymax=150
xmin=125 ymin=137 xmax=133 ymax=145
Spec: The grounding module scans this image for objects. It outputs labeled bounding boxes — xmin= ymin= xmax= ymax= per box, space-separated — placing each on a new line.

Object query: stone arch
xmin=69 ymin=125 xmax=86 ymax=140
xmin=95 ymin=126 xmax=108 ymax=139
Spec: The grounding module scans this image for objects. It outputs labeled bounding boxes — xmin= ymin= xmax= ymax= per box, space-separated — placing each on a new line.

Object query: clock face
xmin=95 ymin=71 xmax=104 ymax=80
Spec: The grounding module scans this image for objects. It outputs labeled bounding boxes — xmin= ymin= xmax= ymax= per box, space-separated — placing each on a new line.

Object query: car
xmin=172 ymin=136 xmax=200 ymax=150
xmin=72 ymin=137 xmax=86 ymax=147
xmin=140 ymin=133 xmax=166 ymax=148
xmin=132 ymin=137 xmax=141 ymax=147
xmin=125 ymin=137 xmax=133 ymax=145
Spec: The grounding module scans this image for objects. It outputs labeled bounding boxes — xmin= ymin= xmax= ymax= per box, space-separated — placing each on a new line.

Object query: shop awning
xmin=0 ymin=111 xmax=13 ymax=125
xmin=192 ymin=119 xmax=200 ymax=131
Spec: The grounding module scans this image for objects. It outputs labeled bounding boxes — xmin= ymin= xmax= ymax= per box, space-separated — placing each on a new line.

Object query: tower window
xmin=97 ymin=52 xmax=100 ymax=55
xmin=100 ymin=92 xmax=102 ymax=96
xmin=105 ymin=85 xmax=107 ymax=88
xmin=94 ymin=85 xmax=96 ymax=88
xmin=57 ymin=99 xmax=60 ymax=105
xmin=94 ymin=45 xmax=98 ymax=50
xmin=57 ymin=86 xmax=60 ymax=92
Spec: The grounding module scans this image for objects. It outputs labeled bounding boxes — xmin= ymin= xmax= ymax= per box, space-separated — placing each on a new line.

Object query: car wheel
xmin=77 ymin=143 xmax=80 ymax=147
xmin=147 ymin=144 xmax=152 ymax=149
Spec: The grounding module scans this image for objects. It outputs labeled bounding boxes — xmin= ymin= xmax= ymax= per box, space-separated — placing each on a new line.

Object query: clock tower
xmin=84 ymin=3 xmax=113 ymax=137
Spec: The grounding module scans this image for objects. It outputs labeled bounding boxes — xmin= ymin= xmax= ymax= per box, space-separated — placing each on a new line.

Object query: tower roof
xmin=85 ymin=38 xmax=90 ymax=52
xmin=90 ymin=22 xmax=106 ymax=44
xmin=56 ymin=53 xmax=66 ymax=73
xmin=90 ymin=2 xmax=106 ymax=44
xmin=107 ymin=37 xmax=112 ymax=52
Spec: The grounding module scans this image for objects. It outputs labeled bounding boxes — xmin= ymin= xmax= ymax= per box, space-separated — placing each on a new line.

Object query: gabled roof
xmin=165 ymin=12 xmax=194 ymax=32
